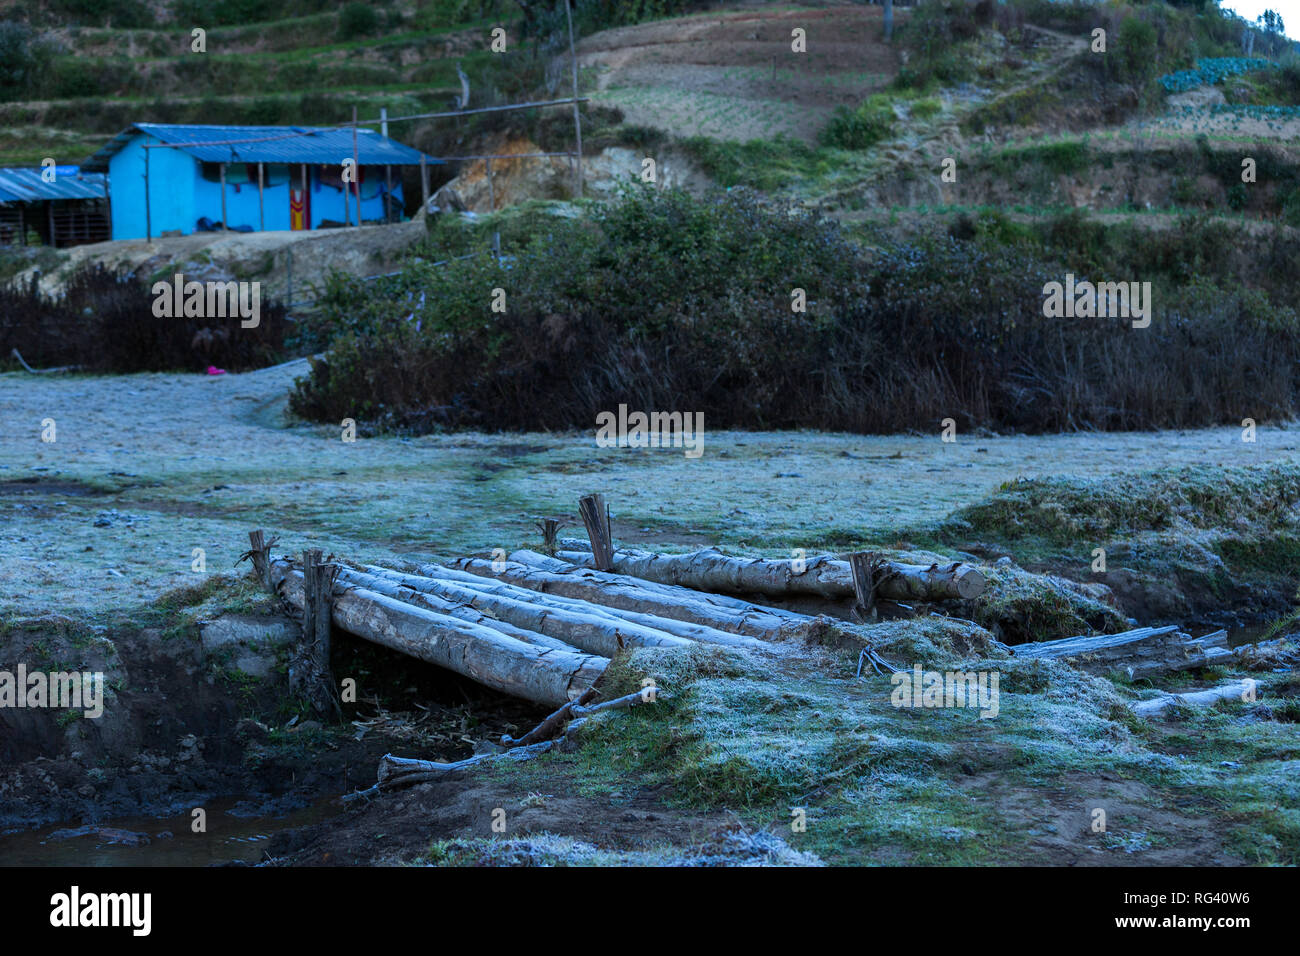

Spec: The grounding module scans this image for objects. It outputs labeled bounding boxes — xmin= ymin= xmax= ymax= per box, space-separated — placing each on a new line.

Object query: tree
xmin=1258 ymin=9 xmax=1286 ymax=58
xmin=0 ymin=22 xmax=55 ymax=99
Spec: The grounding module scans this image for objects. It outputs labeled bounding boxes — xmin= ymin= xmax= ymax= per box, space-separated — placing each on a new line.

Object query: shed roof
xmin=82 ymin=124 xmax=441 ymax=171
xmin=0 ymin=167 xmax=107 ymax=202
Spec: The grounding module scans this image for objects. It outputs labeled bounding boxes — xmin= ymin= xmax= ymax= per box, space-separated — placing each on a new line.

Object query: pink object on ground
xmin=206 ymin=366 xmax=226 ymax=376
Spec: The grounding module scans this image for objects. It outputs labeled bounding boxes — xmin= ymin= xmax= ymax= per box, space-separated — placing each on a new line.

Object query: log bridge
xmin=243 ymin=517 xmax=1284 ymax=789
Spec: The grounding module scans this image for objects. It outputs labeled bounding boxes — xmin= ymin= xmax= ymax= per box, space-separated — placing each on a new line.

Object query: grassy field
xmin=3 ymin=359 xmax=1297 ymax=620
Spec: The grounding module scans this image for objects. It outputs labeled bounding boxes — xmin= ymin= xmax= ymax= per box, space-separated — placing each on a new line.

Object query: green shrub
xmin=819 ymin=95 xmax=895 ymax=150
xmin=337 ymin=2 xmax=380 ymax=39
xmin=910 ymin=97 xmax=943 ymax=120
xmin=289 ymin=189 xmax=1300 ymax=436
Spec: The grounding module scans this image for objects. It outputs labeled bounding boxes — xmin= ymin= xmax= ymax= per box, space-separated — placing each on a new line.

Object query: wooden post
xmin=486 ymin=156 xmax=495 ymax=212
xmin=143 ymin=148 xmax=151 ymax=242
xmin=299 ymin=549 xmax=340 ymax=719
xmin=351 ymin=105 xmax=361 ymax=228
xmin=247 ymin=529 xmax=271 ymax=590
xmin=420 ymin=155 xmax=429 ymax=215
xmin=578 ymin=494 xmax=614 ymax=572
xmin=257 ymin=162 xmax=265 ymax=231
xmin=564 ymin=0 xmax=583 ymax=198
xmin=381 ymin=107 xmax=392 ymax=223
xmin=848 ymin=552 xmax=879 ymax=622
xmin=219 ymin=163 xmax=228 ymax=231
xmin=46 ymin=202 xmax=54 ymax=247
xmin=301 ymin=163 xmax=308 ymax=230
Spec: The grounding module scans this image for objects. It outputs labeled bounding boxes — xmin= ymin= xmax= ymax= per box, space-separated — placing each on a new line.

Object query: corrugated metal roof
xmin=82 ymin=124 xmax=441 ymax=171
xmin=0 ymin=167 xmax=107 ymax=202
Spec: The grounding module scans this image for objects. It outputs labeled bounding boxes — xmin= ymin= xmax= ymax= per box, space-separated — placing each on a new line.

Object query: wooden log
xmin=449 ymin=551 xmax=795 ymax=642
xmin=336 ymin=564 xmax=691 ymax=657
xmin=1132 ymin=680 xmax=1258 ymax=718
xmin=1013 ymin=626 xmax=1281 ymax=679
xmin=1012 ymin=626 xmax=1182 ymax=660
xmin=333 ymin=566 xmax=580 ymax=654
xmin=271 ymin=562 xmax=607 ymax=707
xmin=403 ymin=562 xmax=754 ymax=647
xmin=554 ymin=540 xmax=985 ymax=602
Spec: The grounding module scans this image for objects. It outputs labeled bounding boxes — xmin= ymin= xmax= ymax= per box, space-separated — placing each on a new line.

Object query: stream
xmin=0 ymin=794 xmax=342 ymax=867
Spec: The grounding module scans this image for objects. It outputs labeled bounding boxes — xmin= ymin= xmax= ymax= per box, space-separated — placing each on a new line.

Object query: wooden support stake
xmin=143 ymin=149 xmax=150 ymax=242
xmin=352 ymin=106 xmax=362 ymax=228
xmin=848 ymin=551 xmax=879 ymax=622
xmin=578 ymin=494 xmax=614 ymax=572
xmin=247 ymin=529 xmax=271 ymax=590
xmin=257 ymin=162 xmax=265 ymax=231
xmin=298 ymin=549 xmax=341 ymax=719
xmin=420 ymin=155 xmax=429 ymax=215
xmin=219 ymin=163 xmax=228 ymax=232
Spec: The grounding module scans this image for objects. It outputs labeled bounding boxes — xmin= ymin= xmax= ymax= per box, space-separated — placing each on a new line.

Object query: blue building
xmin=0 ymin=166 xmax=108 ymax=247
xmin=82 ymin=123 xmax=442 ymax=241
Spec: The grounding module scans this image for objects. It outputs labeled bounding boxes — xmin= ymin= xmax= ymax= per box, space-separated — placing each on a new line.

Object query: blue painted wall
xmin=107 ymin=132 xmax=406 ymax=239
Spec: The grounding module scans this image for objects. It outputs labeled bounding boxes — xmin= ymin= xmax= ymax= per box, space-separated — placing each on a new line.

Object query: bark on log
xmin=448 ymin=552 xmax=795 ymax=642
xmin=271 ymin=561 xmax=607 ymax=707
xmin=554 ymin=539 xmax=985 ymax=602
xmin=1132 ymin=680 xmax=1258 ymax=718
xmin=338 ymin=564 xmax=692 ymax=657
xmin=403 ymin=562 xmax=752 ymax=647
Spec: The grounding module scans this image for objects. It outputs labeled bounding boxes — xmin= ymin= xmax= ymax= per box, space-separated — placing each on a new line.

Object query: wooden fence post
xmin=578 ymin=494 xmax=614 ymax=571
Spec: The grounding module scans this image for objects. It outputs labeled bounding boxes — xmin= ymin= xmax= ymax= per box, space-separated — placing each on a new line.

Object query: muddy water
xmin=0 ymin=795 xmax=342 ymax=867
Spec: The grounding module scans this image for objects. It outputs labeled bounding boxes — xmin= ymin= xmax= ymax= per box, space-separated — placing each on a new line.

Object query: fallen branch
xmin=367 ymin=740 xmax=559 ymax=793
xmin=1132 ymin=680 xmax=1258 ymax=718
xmin=9 ymin=348 xmax=80 ymax=375
xmin=501 ymin=688 xmax=664 ymax=748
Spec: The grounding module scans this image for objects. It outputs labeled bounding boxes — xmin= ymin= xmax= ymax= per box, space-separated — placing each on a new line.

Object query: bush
xmin=289 ymin=188 xmax=1300 ymax=435
xmin=337 ymin=2 xmax=380 ymax=39
xmin=0 ymin=22 xmax=57 ymax=100
xmin=819 ymin=95 xmax=895 ymax=150
xmin=0 ymin=265 xmax=291 ymax=373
